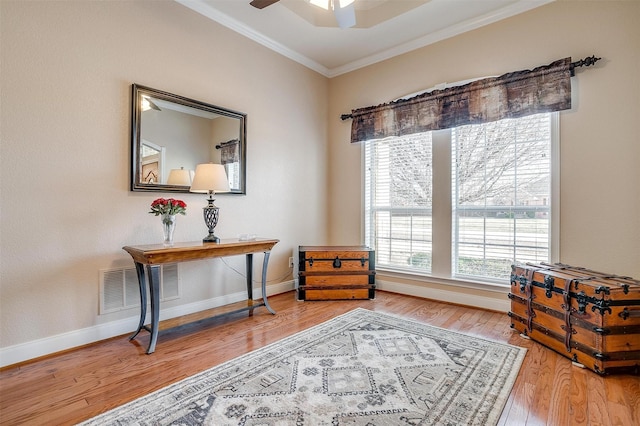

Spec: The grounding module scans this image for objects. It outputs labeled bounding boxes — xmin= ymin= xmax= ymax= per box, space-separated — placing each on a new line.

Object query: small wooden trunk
xmin=509 ymin=262 xmax=640 ymax=375
xmin=298 ymin=245 xmax=375 ymax=301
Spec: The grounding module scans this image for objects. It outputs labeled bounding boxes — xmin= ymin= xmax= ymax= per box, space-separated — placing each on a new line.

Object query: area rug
xmin=80 ymin=308 xmax=526 ymax=425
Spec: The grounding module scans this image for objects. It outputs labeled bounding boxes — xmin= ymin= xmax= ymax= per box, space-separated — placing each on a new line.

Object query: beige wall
xmin=2 ymin=0 xmax=639 ymax=365
xmin=328 ymin=1 xmax=640 ymax=295
xmin=0 ymin=0 xmax=328 ymax=361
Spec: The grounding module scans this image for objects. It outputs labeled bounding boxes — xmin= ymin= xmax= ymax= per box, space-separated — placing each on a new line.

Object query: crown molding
xmin=176 ymin=0 xmax=554 ymax=78
xmin=327 ymin=0 xmax=554 ymax=77
xmin=175 ymin=0 xmax=331 ymax=76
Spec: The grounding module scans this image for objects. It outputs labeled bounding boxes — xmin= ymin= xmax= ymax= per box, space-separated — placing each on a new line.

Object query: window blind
xmin=452 ymin=113 xmax=552 ymax=280
xmin=365 ymin=133 xmax=433 ymax=272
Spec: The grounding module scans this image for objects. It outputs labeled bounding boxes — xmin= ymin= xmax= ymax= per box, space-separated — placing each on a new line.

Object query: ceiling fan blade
xmin=334 ymin=0 xmax=356 ymax=29
xmin=250 ymin=0 xmax=280 ymax=9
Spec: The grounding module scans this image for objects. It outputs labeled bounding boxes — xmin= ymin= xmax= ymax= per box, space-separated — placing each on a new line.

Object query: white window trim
xmin=361 ymin=112 xmax=560 ymax=288
xmin=550 ymin=112 xmax=561 ymax=263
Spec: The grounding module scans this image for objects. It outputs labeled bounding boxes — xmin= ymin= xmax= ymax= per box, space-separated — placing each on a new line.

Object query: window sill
xmin=376 ymin=267 xmax=511 ymax=295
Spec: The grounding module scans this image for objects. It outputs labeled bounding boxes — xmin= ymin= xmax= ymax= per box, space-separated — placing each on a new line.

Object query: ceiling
xmin=176 ymin=0 xmax=553 ymax=78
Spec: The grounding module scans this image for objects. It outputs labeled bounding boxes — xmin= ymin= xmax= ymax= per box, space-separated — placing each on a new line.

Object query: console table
xmin=123 ymin=238 xmax=279 ymax=354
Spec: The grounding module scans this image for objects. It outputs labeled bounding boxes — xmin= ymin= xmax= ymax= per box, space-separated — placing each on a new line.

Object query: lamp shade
xmin=166 ymin=167 xmax=192 ymax=186
xmin=190 ymin=163 xmax=230 ymax=193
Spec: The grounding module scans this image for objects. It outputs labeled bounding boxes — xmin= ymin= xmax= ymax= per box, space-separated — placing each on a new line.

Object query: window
xmin=452 ymin=114 xmax=553 ymax=280
xmin=364 ymin=112 xmax=556 ymax=284
xmin=364 ymin=133 xmax=433 ymax=273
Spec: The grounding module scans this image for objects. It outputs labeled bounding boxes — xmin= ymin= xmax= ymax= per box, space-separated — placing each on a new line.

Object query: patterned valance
xmin=349 ymin=57 xmax=572 ymax=143
xmin=218 ymin=139 xmax=239 ymax=164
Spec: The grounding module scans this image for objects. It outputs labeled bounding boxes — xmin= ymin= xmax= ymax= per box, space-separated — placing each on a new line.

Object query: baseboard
xmin=1 ymin=278 xmax=509 ymax=368
xmin=0 ymin=280 xmax=295 ymax=368
xmin=376 ymin=279 xmax=511 ymax=313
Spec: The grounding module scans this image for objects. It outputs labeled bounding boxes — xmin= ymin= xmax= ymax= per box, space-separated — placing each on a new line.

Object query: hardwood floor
xmin=1 ymin=291 xmax=638 ymax=425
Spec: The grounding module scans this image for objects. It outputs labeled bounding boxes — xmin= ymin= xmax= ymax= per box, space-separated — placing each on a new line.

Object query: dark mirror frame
xmin=130 ymin=84 xmax=247 ymax=194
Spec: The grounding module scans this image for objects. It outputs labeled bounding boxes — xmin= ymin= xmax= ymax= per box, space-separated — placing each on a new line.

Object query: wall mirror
xmin=131 ymin=84 xmax=246 ymax=194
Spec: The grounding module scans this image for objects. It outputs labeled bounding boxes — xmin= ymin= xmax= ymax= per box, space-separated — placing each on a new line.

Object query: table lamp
xmin=190 ymin=163 xmax=230 ymax=243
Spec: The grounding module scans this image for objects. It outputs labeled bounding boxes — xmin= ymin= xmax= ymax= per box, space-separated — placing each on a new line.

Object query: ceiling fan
xmin=249 ymin=0 xmax=357 ymax=29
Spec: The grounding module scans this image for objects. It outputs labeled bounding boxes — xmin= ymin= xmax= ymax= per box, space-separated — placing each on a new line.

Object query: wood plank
xmin=568 ymin=366 xmax=589 ymax=425
xmin=623 ymin=376 xmax=640 ymax=425
xmin=302 ymin=288 xmax=371 ymax=300
xmin=604 ymin=374 xmax=637 ymax=426
xmin=123 ymin=238 xmax=279 ymax=265
xmin=501 ymin=378 xmax=534 ymax=425
xmin=525 ymin=344 xmax=557 ymax=425
xmin=586 ymin=372 xmax=612 ymax=425
xmin=0 ymin=291 xmax=638 ymax=425
xmin=546 ymin=355 xmax=572 ymax=425
xmin=304 ymin=275 xmax=372 ymax=285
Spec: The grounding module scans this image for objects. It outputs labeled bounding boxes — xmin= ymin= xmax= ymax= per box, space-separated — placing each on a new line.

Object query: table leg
xmin=262 ymin=251 xmax=276 ymax=314
xmin=245 ymin=253 xmax=253 ymax=301
xmin=129 ymin=262 xmax=148 ymax=340
xmin=146 ymin=265 xmax=161 ymax=354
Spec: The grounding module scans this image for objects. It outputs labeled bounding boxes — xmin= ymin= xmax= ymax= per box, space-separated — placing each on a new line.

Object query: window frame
xmin=362 ymin=112 xmax=560 ymax=288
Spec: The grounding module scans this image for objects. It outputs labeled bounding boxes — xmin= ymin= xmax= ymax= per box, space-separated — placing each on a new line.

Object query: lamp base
xmin=202 ymin=197 xmax=221 ymax=243
xmin=203 ymin=234 xmax=220 ymax=243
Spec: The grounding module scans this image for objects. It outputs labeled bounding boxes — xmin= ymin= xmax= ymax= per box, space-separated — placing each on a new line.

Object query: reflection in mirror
xmin=131 ymin=84 xmax=246 ymax=194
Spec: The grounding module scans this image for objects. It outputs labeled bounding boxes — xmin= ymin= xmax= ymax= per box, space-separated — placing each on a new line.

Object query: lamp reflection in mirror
xmin=166 ymin=167 xmax=193 ymax=186
xmin=190 ymin=163 xmax=230 ymax=243
xmin=141 ymin=96 xmax=161 ymax=112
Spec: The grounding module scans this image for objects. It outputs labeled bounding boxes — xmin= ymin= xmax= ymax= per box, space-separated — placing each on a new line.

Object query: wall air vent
xmin=100 ymin=264 xmax=180 ymax=314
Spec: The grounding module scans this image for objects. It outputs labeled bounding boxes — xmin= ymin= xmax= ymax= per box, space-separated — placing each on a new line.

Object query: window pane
xmin=452 ymin=113 xmax=551 ymax=281
xmin=365 ymin=134 xmax=433 ymax=273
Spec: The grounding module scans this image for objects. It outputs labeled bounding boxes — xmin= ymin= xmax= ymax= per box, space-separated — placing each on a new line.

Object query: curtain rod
xmin=339 ymin=55 xmax=601 ymax=121
xmin=215 ymin=139 xmax=239 ymax=149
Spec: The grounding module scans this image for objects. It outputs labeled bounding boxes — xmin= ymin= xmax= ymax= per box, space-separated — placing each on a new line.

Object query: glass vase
xmin=161 ymin=214 xmax=176 ymax=247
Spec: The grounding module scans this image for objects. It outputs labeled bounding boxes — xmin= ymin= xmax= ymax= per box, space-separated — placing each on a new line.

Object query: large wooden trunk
xmin=298 ymin=245 xmax=375 ymax=301
xmin=509 ymin=262 xmax=640 ymax=375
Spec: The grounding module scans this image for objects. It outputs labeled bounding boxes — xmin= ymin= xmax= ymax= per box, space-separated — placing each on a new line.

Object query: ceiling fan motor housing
xmin=249 ymin=0 xmax=280 ymax=9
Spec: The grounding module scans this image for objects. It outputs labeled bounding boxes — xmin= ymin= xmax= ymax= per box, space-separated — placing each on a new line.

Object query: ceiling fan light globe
xmin=334 ymin=0 xmax=356 ymax=28
xmin=309 ymin=0 xmax=330 ymax=10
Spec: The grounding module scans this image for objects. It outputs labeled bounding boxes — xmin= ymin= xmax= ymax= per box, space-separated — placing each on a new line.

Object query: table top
xmin=123 ymin=238 xmax=279 ymax=265
xmin=299 ymin=245 xmax=372 ymax=251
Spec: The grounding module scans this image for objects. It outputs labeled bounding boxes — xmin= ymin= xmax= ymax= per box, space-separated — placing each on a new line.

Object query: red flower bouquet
xmin=149 ymin=198 xmax=187 ymax=216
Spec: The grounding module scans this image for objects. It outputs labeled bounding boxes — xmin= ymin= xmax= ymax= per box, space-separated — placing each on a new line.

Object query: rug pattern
xmin=80 ymin=308 xmax=526 ymax=425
